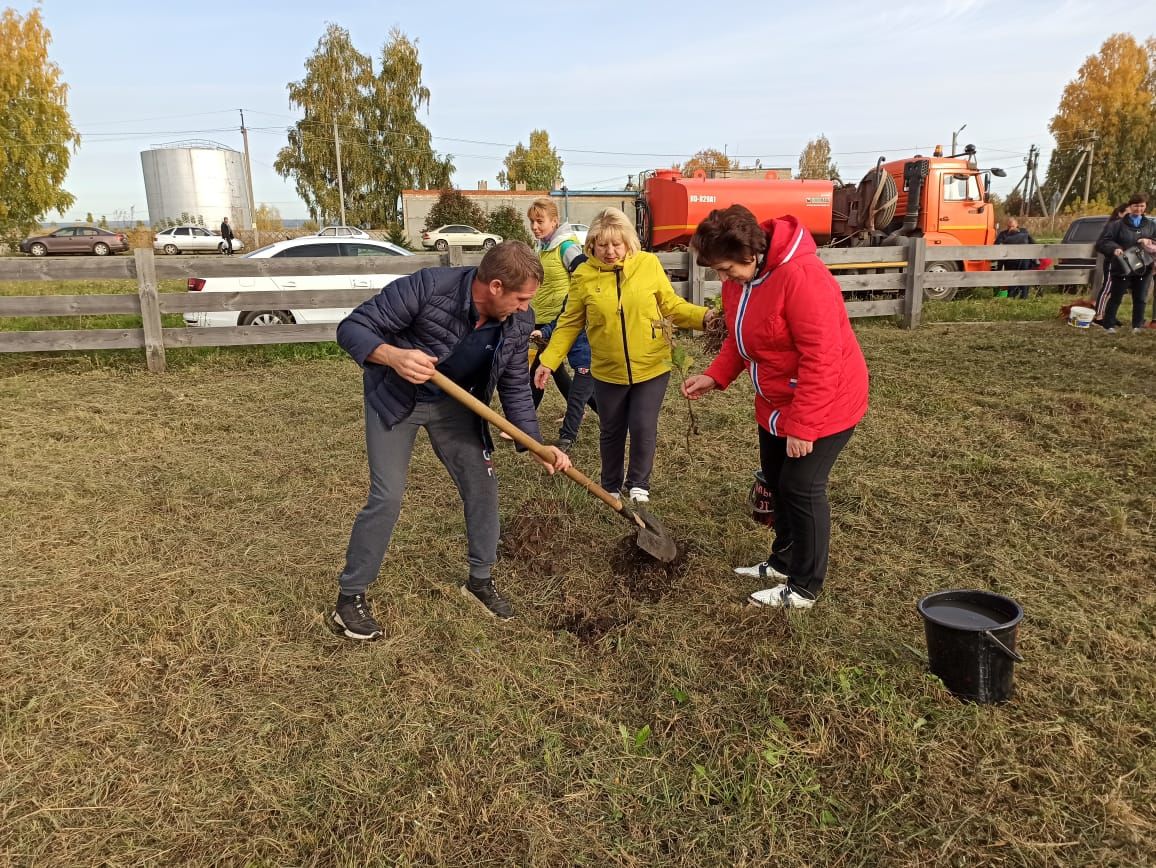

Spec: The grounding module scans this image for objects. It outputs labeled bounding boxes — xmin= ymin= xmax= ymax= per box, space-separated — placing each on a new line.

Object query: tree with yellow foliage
xmin=676 ymin=148 xmax=738 ymax=178
xmin=797 ymin=135 xmax=840 ymax=182
xmin=254 ymin=203 xmax=283 ymax=232
xmin=0 ymin=7 xmax=80 ymax=239
xmin=1045 ymin=34 xmax=1156 ymax=210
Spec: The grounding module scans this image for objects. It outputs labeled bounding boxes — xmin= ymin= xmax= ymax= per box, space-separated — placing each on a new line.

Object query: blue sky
xmin=20 ymin=0 xmax=1154 ymax=221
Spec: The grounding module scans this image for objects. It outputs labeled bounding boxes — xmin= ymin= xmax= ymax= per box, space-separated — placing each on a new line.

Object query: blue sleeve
xmin=336 ymin=270 xmax=431 ymax=366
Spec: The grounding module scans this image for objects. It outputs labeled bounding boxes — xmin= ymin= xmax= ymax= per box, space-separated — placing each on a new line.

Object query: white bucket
xmin=1069 ymin=306 xmax=1095 ymax=328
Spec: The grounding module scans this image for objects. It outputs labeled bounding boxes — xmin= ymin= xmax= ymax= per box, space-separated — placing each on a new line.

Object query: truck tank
xmin=641 ymin=170 xmax=836 ymax=250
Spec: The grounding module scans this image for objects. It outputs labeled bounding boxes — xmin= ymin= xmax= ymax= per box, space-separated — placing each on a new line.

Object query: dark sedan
xmin=19 ymin=226 xmax=130 ymax=256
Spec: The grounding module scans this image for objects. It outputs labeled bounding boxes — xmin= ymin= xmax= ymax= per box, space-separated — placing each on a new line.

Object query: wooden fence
xmin=0 ymin=240 xmax=1099 ymax=373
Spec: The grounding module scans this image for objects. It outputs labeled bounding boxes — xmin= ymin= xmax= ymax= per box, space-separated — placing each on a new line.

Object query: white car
xmin=183 ymin=236 xmax=412 ymax=327
xmin=317 ymin=225 xmax=370 ymax=238
xmin=420 ymin=224 xmax=501 ymax=251
xmin=154 ymin=225 xmax=244 ymax=255
xmin=566 ymin=223 xmax=589 ymax=245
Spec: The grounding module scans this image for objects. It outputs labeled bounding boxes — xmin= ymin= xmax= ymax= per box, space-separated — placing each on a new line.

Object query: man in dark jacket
xmin=220 ymin=217 xmax=235 ymax=255
xmin=1094 ymin=194 xmax=1156 ymax=333
xmin=331 ymin=242 xmax=571 ymax=639
xmin=994 ymin=218 xmax=1036 ymax=298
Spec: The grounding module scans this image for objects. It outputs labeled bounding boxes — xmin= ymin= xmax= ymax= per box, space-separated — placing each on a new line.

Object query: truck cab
xmin=880 ymin=149 xmax=997 ymax=298
xmin=883 ymin=153 xmax=996 ymax=249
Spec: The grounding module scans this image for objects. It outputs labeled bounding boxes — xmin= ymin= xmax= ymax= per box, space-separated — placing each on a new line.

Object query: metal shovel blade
xmin=623 ymin=502 xmax=679 ymax=563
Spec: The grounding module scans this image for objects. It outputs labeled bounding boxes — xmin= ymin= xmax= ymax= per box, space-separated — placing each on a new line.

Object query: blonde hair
xmin=585 ymin=208 xmax=641 ymax=258
xmin=527 ymin=197 xmax=559 ymax=223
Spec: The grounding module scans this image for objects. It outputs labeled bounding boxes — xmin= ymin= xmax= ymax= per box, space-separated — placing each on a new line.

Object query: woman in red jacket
xmin=682 ymin=205 xmax=868 ymax=609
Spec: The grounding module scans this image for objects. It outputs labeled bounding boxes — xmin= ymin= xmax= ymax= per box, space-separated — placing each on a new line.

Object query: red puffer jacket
xmin=703 ymin=216 xmax=869 ymax=441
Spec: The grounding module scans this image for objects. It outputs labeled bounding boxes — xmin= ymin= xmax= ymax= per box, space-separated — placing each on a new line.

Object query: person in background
xmin=331 ymin=242 xmax=571 ymax=637
xmin=681 ymin=205 xmax=868 ymax=610
xmin=1094 ymin=193 xmax=1156 ymax=334
xmin=534 ymin=207 xmax=715 ymax=504
xmin=220 ymin=217 xmax=235 ymax=255
xmin=526 ymin=197 xmax=597 ymax=452
xmin=994 ymin=218 xmax=1036 ymax=299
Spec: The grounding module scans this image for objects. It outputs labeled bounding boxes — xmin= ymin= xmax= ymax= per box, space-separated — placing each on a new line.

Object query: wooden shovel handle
xmin=428 ymin=371 xmax=627 ymax=515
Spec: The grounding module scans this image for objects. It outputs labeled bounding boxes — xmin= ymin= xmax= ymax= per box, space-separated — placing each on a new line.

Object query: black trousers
xmin=592 ymin=373 xmax=670 ymax=493
xmin=1096 ymin=269 xmax=1149 ymax=329
xmin=759 ymin=424 xmax=855 ymax=598
xmin=529 ymin=350 xmax=598 ymax=442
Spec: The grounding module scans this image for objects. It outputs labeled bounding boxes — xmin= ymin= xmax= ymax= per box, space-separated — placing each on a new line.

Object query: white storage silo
xmin=141 ymin=141 xmax=252 ymax=228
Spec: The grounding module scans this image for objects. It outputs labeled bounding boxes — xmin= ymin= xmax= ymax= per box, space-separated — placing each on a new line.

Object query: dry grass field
xmin=1 ymin=314 xmax=1154 ymax=866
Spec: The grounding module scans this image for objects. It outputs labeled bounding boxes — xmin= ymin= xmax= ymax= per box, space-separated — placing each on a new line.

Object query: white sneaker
xmin=747 ymin=584 xmax=816 ymax=609
xmin=733 ymin=560 xmax=789 ymax=580
xmin=628 ymin=487 xmax=650 ymax=504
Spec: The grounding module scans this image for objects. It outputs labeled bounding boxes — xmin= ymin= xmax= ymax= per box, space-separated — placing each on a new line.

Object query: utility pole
xmin=1052 ymin=147 xmax=1089 ymax=229
xmin=333 ymin=118 xmax=347 ymax=227
xmin=1030 ymin=149 xmax=1048 ymax=217
xmin=239 ymin=109 xmax=259 ymax=248
xmin=1020 ymin=146 xmax=1036 ymax=217
xmin=952 ymin=122 xmax=967 ymax=157
xmin=1083 ymin=135 xmax=1096 ymax=206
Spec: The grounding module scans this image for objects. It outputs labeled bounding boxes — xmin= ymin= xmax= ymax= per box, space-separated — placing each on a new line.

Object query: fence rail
xmin=0 ymin=241 xmax=1100 ymax=372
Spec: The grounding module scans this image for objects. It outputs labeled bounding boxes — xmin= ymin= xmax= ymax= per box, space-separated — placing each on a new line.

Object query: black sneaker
xmin=332 ymin=593 xmax=384 ymax=640
xmin=461 ymin=579 xmax=515 ymax=619
xmin=554 ymin=437 xmax=574 ymax=453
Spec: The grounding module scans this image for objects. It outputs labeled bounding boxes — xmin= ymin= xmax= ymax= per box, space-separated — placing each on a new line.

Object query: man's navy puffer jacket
xmin=336 ymin=266 xmax=542 ymax=446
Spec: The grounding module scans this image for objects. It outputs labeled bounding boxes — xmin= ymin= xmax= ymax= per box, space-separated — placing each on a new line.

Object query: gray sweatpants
xmin=338 ymin=399 xmax=499 ymax=595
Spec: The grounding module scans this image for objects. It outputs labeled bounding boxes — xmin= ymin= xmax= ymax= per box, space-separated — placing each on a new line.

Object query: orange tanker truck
xmin=637 ymin=144 xmax=1008 ymax=301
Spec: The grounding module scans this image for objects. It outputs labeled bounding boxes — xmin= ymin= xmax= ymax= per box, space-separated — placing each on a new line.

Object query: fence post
xmin=448 ymin=245 xmax=463 ymax=267
xmin=134 ymin=247 xmax=166 ymax=373
xmin=902 ymin=237 xmax=926 ymax=329
xmin=688 ymin=251 xmax=704 ymax=305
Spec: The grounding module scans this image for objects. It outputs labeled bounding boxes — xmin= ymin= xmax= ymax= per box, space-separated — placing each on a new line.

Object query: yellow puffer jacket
xmin=539 ymin=251 xmax=708 ymax=385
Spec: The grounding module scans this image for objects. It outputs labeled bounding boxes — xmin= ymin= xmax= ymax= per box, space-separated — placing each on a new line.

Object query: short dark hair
xmin=690 ymin=205 xmax=768 ymax=266
xmin=1127 ymin=193 xmax=1148 ymax=206
xmin=477 ymin=240 xmax=543 ymax=290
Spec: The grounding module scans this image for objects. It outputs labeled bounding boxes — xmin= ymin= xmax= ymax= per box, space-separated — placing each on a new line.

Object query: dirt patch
xmin=499 ymin=501 xmax=573 ymax=574
xmin=551 ymin=609 xmax=631 ymax=646
xmin=608 ymin=533 xmax=689 ymax=603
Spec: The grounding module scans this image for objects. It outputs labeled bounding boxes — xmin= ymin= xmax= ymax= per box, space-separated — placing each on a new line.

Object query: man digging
xmin=331 ymin=241 xmax=571 ymax=639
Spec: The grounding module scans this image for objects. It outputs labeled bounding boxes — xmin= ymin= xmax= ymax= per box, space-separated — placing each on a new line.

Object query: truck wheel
xmin=923 ymin=261 xmax=959 ymax=302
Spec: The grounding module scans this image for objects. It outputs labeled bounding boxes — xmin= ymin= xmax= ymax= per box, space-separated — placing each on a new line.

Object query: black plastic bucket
xmin=917 ymin=589 xmax=1024 ymax=704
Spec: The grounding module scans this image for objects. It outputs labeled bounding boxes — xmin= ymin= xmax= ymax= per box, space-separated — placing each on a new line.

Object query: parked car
xmin=154 ymin=225 xmax=245 ymax=255
xmin=184 ymin=236 xmax=412 ymax=328
xmin=1055 ymin=215 xmax=1108 ymax=291
xmin=317 ymin=225 xmax=370 ymax=238
xmin=566 ymin=223 xmax=589 ymax=245
xmin=19 ymin=226 xmax=129 ymax=256
xmin=420 ymin=224 xmax=501 ymax=251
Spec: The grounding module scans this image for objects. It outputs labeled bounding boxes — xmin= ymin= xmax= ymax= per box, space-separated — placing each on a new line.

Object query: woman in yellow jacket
xmin=535 ymin=208 xmax=716 ymax=503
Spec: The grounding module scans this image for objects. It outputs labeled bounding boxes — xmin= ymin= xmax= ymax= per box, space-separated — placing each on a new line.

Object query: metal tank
xmin=641 ymin=169 xmax=836 ymax=250
xmin=141 ymin=141 xmax=252 ymax=228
